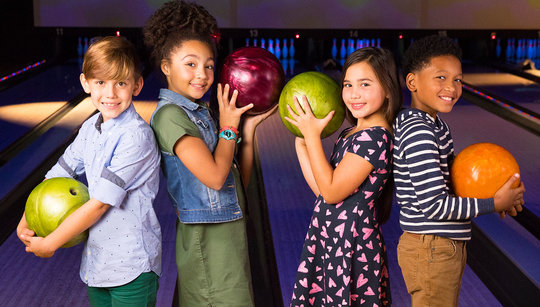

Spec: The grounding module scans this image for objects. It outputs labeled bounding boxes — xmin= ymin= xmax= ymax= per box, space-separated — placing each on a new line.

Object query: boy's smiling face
xmin=406 ymin=55 xmax=463 ymax=118
xmin=80 ymin=74 xmax=143 ymax=122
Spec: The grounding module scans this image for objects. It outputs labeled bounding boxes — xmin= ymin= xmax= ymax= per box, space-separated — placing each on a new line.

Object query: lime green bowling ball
xmin=25 ymin=177 xmax=90 ymax=248
xmin=278 ymin=71 xmax=345 ymax=138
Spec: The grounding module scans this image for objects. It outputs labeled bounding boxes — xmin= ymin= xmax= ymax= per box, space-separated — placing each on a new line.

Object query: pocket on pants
xmin=429 ymin=238 xmax=456 ymax=263
xmin=397 ymin=234 xmax=420 ymax=293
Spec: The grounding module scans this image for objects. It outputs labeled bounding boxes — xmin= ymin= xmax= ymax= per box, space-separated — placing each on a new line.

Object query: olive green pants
xmin=397 ymin=232 xmax=467 ymax=307
xmin=176 ymin=218 xmax=254 ymax=307
xmin=87 ymin=272 xmax=159 ymax=307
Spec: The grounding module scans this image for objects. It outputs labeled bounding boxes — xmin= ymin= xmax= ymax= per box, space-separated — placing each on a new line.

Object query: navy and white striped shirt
xmin=392 ymin=109 xmax=493 ymax=240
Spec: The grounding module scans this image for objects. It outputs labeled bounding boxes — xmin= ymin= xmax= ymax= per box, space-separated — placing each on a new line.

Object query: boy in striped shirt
xmin=393 ymin=35 xmax=525 ymax=307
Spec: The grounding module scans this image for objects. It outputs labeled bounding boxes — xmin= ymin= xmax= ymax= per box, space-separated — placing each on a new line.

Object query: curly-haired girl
xmin=143 ymin=1 xmax=274 ymax=306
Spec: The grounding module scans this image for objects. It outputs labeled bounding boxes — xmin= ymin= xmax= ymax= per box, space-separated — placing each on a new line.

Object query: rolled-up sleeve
xmin=91 ymin=127 xmax=159 ymax=207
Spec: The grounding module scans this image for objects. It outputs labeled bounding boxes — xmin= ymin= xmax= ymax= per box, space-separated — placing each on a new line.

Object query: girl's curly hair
xmin=143 ymin=0 xmax=218 ymax=68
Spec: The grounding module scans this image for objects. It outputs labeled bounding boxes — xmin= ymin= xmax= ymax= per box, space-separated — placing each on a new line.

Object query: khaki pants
xmin=397 ymin=231 xmax=467 ymax=307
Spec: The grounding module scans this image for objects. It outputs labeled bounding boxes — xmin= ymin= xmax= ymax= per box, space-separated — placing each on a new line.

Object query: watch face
xmin=220 ymin=129 xmax=236 ymax=140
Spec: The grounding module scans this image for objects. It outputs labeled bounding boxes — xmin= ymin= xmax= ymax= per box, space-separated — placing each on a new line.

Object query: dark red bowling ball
xmin=219 ymin=47 xmax=285 ymax=115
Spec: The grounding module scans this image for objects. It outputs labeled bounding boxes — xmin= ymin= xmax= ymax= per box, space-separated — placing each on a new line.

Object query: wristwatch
xmin=219 ymin=126 xmax=241 ymax=143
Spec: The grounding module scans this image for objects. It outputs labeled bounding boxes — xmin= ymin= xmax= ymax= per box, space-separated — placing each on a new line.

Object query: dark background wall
xmin=2 ymin=0 xmax=539 ymax=76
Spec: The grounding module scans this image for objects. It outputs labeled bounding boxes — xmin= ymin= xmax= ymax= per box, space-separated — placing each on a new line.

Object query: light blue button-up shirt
xmin=46 ymin=104 xmax=162 ymax=287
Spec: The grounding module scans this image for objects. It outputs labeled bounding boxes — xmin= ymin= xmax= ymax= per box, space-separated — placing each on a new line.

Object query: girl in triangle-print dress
xmin=285 ymin=47 xmax=401 ymax=307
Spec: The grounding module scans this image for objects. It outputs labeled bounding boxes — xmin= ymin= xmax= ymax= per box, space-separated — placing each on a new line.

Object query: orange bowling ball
xmin=451 ymin=143 xmax=520 ymax=198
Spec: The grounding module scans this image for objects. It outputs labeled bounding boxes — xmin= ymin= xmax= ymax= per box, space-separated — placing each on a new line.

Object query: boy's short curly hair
xmin=143 ymin=0 xmax=218 ymax=68
xmin=402 ymin=34 xmax=462 ymax=78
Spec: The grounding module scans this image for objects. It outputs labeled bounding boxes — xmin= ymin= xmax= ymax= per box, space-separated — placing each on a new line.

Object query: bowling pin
xmin=531 ymin=39 xmax=537 ymax=60
xmin=512 ymin=38 xmax=517 ymax=60
xmin=331 ymin=38 xmax=338 ymax=59
xmin=522 ymin=39 xmax=527 ymax=60
xmin=517 ymin=39 xmax=523 ymax=61
xmin=347 ymin=39 xmax=355 ymax=56
xmin=275 ymin=38 xmax=281 ymax=58
xmin=253 ymin=38 xmax=258 ymax=47
xmin=536 ymin=38 xmax=540 ymax=67
xmin=496 ymin=38 xmax=501 ymax=59
xmin=506 ymin=38 xmax=512 ymax=60
xmin=77 ymin=37 xmax=83 ymax=58
xmin=511 ymin=38 xmax=516 ymax=60
xmin=282 ymin=39 xmax=288 ymax=59
xmin=268 ymin=39 xmax=274 ymax=55
xmin=537 ymin=38 xmax=540 ymax=60
xmin=356 ymin=39 xmax=361 ymax=50
xmin=371 ymin=38 xmax=375 ymax=47
xmin=289 ymin=38 xmax=295 ymax=58
xmin=261 ymin=38 xmax=266 ymax=49
xmin=376 ymin=38 xmax=381 ymax=48
xmin=245 ymin=38 xmax=250 ymax=47
xmin=517 ymin=39 xmax=522 ymax=61
xmin=281 ymin=58 xmax=289 ymax=76
xmin=83 ymin=37 xmax=89 ymax=54
xmin=524 ymin=39 xmax=529 ymax=60
xmin=340 ymin=38 xmax=346 ymax=59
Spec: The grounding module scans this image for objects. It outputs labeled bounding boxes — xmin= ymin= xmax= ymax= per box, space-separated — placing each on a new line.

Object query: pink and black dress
xmin=291 ymin=126 xmax=392 ymax=306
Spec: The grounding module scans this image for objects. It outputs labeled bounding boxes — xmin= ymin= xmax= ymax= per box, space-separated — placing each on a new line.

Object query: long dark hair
xmin=341 ymin=47 xmax=402 ymax=127
xmin=341 ymin=47 xmax=401 ymax=224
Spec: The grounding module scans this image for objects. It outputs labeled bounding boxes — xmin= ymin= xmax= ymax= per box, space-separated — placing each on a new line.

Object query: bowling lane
xmin=0 ymin=60 xmax=82 ymax=152
xmin=0 ymin=97 xmax=96 ymax=201
xmin=462 ymin=63 xmax=540 ymax=114
xmin=255 ymin=110 xmax=501 ymax=306
xmin=0 ymin=173 xmax=177 ymax=307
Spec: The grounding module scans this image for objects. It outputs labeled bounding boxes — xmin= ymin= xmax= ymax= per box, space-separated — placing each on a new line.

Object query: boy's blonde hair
xmin=82 ymin=36 xmax=142 ymax=81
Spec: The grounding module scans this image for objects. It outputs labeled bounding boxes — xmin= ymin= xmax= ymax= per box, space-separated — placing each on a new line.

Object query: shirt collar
xmin=409 ymin=108 xmax=443 ymax=129
xmin=94 ymin=103 xmax=137 ymax=133
xmin=159 ymin=88 xmax=205 ymax=111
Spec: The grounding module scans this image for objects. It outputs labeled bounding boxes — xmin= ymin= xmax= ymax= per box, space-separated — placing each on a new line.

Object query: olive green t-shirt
xmin=152 ymin=104 xmax=201 ymax=154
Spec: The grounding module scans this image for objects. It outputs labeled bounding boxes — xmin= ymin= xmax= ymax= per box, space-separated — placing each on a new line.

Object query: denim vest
xmin=151 ymin=89 xmax=242 ymax=223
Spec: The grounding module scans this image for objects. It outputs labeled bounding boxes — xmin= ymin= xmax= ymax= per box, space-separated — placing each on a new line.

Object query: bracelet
xmin=220 ymin=126 xmax=239 ymax=135
xmin=219 ymin=126 xmax=241 ymax=143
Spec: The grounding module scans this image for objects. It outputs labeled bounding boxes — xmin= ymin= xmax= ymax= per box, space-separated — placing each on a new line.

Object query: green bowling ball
xmin=278 ymin=71 xmax=345 ymax=138
xmin=25 ymin=177 xmax=90 ymax=248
